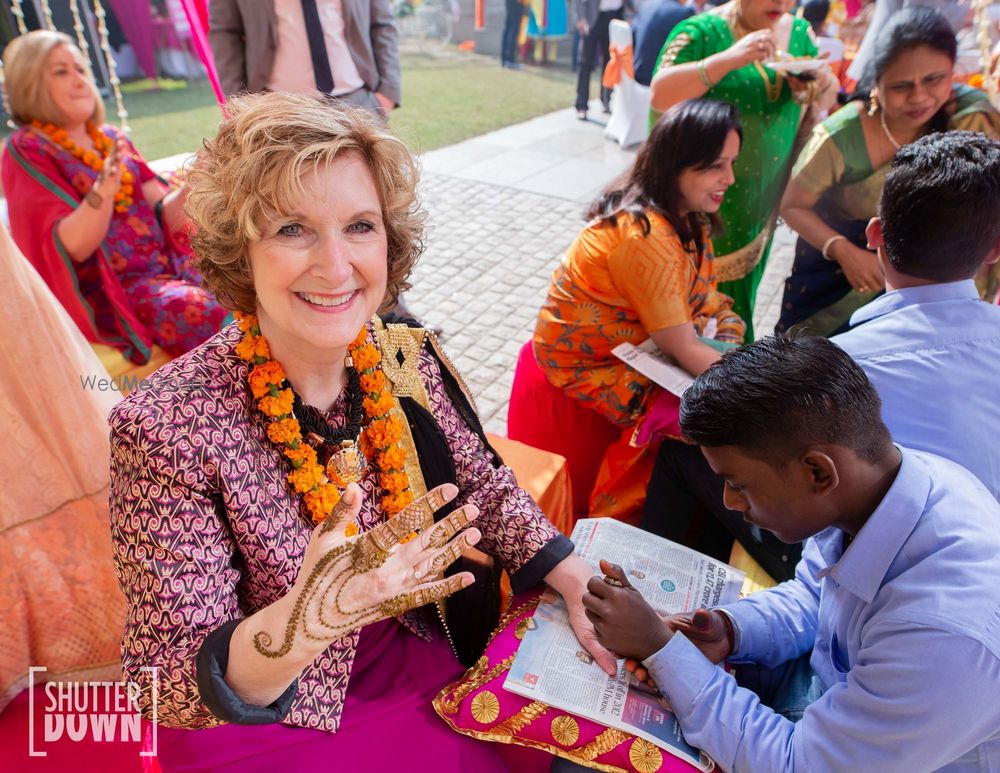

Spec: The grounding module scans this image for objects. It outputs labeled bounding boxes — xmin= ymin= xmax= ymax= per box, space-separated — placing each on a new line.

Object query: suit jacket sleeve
xmin=370 ymin=0 xmax=402 ymax=106
xmin=209 ymin=0 xmax=249 ymax=97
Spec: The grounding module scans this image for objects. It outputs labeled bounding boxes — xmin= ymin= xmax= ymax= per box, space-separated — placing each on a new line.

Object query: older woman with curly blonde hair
xmin=107 ymin=92 xmax=610 ymax=770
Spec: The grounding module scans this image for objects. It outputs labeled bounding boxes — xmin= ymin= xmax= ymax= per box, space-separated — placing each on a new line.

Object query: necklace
xmin=31 ymin=120 xmax=135 ymax=213
xmin=879 ymin=108 xmax=902 ymax=152
xmin=235 ymin=313 xmax=415 ymax=532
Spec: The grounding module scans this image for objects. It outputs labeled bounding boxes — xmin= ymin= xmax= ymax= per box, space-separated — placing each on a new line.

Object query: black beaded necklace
xmin=292 ymin=362 xmax=365 ymax=466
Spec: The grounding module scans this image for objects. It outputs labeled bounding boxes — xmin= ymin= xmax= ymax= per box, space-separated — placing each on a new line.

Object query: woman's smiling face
xmin=248 ymin=151 xmax=388 ymax=357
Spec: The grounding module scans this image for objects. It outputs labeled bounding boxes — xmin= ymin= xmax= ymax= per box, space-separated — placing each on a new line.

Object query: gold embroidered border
xmin=657 ymin=32 xmax=692 ymax=74
xmin=713 ymin=217 xmax=776 ymax=283
xmin=491 ymin=700 xmax=548 ymax=735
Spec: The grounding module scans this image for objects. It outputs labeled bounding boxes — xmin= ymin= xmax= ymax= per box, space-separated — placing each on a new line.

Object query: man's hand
xmin=662 ymin=608 xmax=734 ymax=664
xmin=374 ymin=91 xmax=395 ymax=112
xmin=582 ymin=560 xmax=671 ymax=661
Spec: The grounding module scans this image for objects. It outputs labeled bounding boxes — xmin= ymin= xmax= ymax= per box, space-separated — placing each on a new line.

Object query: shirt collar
xmin=815 ymin=446 xmax=930 ymax=603
xmin=849 ymin=279 xmax=980 ymax=327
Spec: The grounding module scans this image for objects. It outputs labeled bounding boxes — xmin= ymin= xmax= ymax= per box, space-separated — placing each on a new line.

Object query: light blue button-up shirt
xmin=832 ymin=279 xmax=1000 ymax=498
xmin=645 ymin=448 xmax=1000 ymax=772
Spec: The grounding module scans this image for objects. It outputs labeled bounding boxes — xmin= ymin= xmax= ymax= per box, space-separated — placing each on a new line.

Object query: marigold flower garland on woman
xmin=108 ymin=92 xmax=612 ymax=771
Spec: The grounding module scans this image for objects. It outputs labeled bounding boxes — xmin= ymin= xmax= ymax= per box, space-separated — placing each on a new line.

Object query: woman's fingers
xmin=365 ymin=484 xmax=457 ymax=551
xmin=418 ymin=503 xmax=479 ymax=551
xmin=378 ymin=571 xmax=475 ymax=618
xmin=413 ymin=527 xmax=481 ymax=581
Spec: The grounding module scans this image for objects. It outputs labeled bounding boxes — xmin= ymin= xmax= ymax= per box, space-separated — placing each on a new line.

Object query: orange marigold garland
xmin=32 ymin=120 xmax=135 ymax=213
xmin=346 ymin=328 xmax=416 ymax=518
xmin=236 ymin=314 xmax=414 ymax=535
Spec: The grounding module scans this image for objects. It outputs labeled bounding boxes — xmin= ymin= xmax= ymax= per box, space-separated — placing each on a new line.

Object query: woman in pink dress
xmin=108 ymin=92 xmax=612 ymax=772
xmin=2 ymin=30 xmax=227 ymax=363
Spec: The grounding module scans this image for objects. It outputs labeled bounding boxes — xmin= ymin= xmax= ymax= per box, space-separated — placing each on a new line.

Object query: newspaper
xmin=504 ymin=519 xmax=745 ymax=771
xmin=611 ymin=339 xmax=694 ymax=397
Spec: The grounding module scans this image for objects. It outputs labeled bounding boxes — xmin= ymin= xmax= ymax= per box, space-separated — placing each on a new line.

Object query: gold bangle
xmin=697 ymin=60 xmax=715 ymax=89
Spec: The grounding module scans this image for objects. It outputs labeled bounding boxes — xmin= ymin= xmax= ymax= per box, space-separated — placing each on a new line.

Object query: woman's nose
xmin=312 ymin=236 xmax=353 ymax=283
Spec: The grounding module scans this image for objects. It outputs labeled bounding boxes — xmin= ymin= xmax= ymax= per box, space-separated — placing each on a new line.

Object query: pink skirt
xmin=152 ymin=620 xmax=508 ymax=772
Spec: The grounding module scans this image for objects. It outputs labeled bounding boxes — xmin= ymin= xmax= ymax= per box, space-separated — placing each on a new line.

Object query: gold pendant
xmin=326 ymin=440 xmax=367 ymax=487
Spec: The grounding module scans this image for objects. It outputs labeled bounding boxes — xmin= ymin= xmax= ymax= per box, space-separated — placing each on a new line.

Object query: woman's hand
xmin=830 ymin=240 xmax=885 ymax=293
xmin=722 ymin=30 xmax=777 ymax=70
xmin=544 ymin=554 xmax=618 ymax=675
xmin=254 ymin=483 xmax=479 ymax=663
xmin=93 ymin=138 xmax=126 ymax=202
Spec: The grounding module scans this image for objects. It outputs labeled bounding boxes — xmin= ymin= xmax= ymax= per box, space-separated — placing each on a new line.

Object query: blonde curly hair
xmin=2 ymin=30 xmax=105 ymax=127
xmin=185 ymin=92 xmax=425 ymax=313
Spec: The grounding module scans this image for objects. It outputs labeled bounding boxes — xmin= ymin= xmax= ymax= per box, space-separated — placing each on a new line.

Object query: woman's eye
xmin=277 ymin=223 xmax=303 ymax=237
xmin=348 ymin=220 xmax=375 ymax=234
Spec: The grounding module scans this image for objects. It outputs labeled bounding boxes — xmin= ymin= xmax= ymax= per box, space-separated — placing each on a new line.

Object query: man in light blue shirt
xmin=832 ymin=130 xmax=1000 ymax=499
xmin=583 ymin=336 xmax=1000 ymax=772
xmin=640 ymin=131 xmax=1000 ymax=581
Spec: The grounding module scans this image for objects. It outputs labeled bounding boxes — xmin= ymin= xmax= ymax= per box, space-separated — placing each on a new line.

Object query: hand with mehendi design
xmin=254 ymin=482 xmax=480 ymax=659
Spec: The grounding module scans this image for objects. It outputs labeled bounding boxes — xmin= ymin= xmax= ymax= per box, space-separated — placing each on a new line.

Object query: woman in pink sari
xmin=108 ymin=93 xmax=612 ymax=772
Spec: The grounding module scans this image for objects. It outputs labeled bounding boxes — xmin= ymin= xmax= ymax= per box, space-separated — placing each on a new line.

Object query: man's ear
xmin=865 ymin=216 xmax=883 ymax=252
xmin=983 ymin=234 xmax=1000 ymax=267
xmin=800 ymin=449 xmax=839 ymax=496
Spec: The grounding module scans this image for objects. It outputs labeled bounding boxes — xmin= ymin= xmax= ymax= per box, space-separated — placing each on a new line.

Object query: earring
xmin=868 ymin=90 xmax=879 ymax=116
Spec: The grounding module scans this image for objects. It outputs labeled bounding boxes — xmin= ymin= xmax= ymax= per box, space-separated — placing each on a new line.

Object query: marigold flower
xmin=288 ymin=464 xmax=323 ymax=494
xmin=253 ymin=336 xmax=271 ymax=360
xmin=382 ymin=471 xmax=410 ymax=494
xmin=359 ymin=371 xmax=386 ymax=394
xmin=235 ymin=335 xmax=259 ymax=362
xmin=363 ymin=392 xmax=394 ymax=418
xmin=304 ymin=484 xmax=341 ymax=522
xmin=383 ymin=489 xmax=414 ymax=514
xmin=351 ymin=327 xmax=369 ymax=348
xmin=249 ymin=360 xmax=286 ymax=398
xmin=352 ymin=344 xmax=380 ymax=372
xmin=376 ymin=446 xmax=406 ymax=471
xmin=267 ymin=417 xmax=301 ymax=445
xmin=285 ymin=444 xmax=318 ymax=466
xmin=344 ymin=521 xmax=359 ymax=537
xmin=259 ymin=388 xmax=294 ymax=418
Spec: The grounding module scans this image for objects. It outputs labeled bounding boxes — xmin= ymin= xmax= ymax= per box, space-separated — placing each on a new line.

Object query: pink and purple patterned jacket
xmin=108 ymin=322 xmax=568 ymax=732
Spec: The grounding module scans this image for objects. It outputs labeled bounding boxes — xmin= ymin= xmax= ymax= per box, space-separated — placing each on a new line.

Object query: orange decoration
xmin=236 ymin=314 xmax=415 ymax=538
xmin=31 ymin=120 xmax=135 ymax=213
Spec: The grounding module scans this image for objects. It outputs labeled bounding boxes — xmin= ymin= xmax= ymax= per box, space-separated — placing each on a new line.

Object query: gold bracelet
xmin=821 ymin=234 xmax=847 ymax=261
xmin=697 ymin=59 xmax=715 ymax=89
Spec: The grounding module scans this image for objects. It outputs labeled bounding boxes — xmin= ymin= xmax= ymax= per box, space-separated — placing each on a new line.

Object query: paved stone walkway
xmin=406 ymin=105 xmax=795 ymax=434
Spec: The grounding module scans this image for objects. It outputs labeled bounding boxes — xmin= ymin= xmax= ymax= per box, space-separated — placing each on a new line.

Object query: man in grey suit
xmin=209 ymin=0 xmax=401 ymax=113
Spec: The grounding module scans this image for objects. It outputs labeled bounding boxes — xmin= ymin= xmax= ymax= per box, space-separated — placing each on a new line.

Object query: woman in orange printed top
xmin=533 ymin=99 xmax=746 ymax=521
xmin=535 ymin=99 xmax=745 ymax=427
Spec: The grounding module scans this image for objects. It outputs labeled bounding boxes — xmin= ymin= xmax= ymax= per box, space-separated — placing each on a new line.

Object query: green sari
xmin=652 ymin=10 xmax=817 ymax=339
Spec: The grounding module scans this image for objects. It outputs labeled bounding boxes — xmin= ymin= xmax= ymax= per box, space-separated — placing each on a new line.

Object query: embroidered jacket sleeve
xmin=109 ymin=399 xmax=242 ymax=729
xmin=419 ymin=349 xmax=572 ymax=591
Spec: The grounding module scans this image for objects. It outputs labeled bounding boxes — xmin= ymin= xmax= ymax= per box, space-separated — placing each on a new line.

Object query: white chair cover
xmin=604 ymin=19 xmax=651 ymax=149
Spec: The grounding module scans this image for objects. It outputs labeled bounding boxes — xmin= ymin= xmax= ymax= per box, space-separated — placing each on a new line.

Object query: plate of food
xmin=763 ymin=56 xmax=828 ymax=74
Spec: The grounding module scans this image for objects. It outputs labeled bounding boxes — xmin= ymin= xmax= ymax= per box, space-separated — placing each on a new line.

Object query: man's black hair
xmin=680 ymin=336 xmax=891 ymax=465
xmin=880 ymin=131 xmax=1000 ymax=282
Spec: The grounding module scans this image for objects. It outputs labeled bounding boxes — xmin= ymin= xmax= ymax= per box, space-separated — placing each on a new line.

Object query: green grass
xmin=2 ymin=51 xmax=577 ymax=161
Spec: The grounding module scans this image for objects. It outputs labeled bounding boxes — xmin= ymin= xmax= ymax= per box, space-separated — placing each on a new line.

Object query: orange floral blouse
xmin=533 ymin=210 xmax=744 ymax=426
